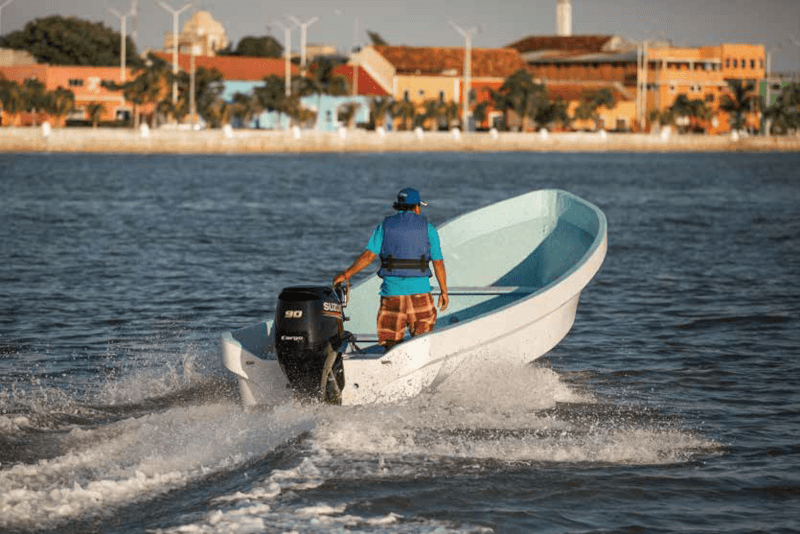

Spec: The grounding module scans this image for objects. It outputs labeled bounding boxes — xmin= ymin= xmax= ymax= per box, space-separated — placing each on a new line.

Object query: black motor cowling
xmin=274 ymin=286 xmax=346 ymax=404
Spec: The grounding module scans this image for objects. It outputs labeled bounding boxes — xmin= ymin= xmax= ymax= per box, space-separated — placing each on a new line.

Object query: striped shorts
xmin=377 ymin=293 xmax=437 ymax=346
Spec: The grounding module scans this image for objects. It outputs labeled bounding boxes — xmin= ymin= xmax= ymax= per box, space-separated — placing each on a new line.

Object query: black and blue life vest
xmin=378 ymin=212 xmax=432 ymax=278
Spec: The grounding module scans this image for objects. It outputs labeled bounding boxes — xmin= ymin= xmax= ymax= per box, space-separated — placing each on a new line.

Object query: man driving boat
xmin=334 ymin=187 xmax=449 ymax=350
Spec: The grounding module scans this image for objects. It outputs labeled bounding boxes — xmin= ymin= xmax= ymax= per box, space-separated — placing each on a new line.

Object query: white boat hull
xmin=222 ymin=189 xmax=608 ymax=407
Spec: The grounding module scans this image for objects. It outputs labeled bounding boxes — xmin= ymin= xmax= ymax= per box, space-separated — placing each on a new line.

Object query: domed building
xmin=163 ymin=10 xmax=229 ymax=57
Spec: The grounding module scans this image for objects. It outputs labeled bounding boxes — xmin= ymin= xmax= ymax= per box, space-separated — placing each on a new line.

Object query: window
xmin=705 ymin=94 xmax=714 ymax=102
xmin=726 ymin=58 xmax=731 ymax=68
xmin=750 ymin=59 xmax=755 ymax=69
xmin=68 ymin=78 xmax=84 ymax=87
xmin=733 ymin=59 xmax=738 ymax=68
xmin=740 ymin=58 xmax=746 ymax=69
xmin=438 ymin=90 xmax=445 ymax=103
xmin=670 ymin=84 xmax=677 ymax=93
xmin=403 ymin=90 xmax=410 ymax=102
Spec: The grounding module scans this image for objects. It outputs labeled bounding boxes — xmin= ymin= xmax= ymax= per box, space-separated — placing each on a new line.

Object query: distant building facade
xmin=510 ymin=34 xmax=766 ymax=132
xmin=0 ymin=64 xmax=135 ymax=125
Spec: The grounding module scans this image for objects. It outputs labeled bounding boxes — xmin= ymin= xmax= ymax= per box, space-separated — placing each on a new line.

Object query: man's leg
xmin=377 ymin=296 xmax=407 ymax=351
xmin=407 ymin=293 xmax=437 ymax=337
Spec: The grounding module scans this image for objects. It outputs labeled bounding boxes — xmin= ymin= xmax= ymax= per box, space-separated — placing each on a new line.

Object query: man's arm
xmin=433 ymin=259 xmax=448 ymax=311
xmin=334 ymin=250 xmax=377 ymax=285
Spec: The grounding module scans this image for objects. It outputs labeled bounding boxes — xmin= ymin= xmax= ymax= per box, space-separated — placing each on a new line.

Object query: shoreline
xmin=2 ymin=127 xmax=800 ymax=154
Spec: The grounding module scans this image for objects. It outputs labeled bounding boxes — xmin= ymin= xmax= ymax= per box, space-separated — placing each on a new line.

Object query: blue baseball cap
xmin=397 ymin=187 xmax=428 ymax=206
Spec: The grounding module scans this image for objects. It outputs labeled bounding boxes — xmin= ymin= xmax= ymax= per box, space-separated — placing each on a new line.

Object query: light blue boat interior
xmin=343 ymin=189 xmax=606 ymax=341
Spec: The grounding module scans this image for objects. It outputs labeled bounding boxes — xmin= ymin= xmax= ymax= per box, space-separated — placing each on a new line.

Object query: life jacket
xmin=378 ymin=212 xmax=432 ymax=278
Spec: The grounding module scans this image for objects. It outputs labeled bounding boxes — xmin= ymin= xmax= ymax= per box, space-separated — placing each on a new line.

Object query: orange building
xmin=511 ymin=35 xmax=766 ymax=133
xmin=0 ymin=64 xmax=134 ymax=125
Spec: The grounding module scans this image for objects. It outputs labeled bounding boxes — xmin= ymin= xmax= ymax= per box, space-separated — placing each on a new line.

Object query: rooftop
xmin=153 ymin=52 xmax=297 ymax=81
xmin=373 ymin=45 xmax=525 ymax=78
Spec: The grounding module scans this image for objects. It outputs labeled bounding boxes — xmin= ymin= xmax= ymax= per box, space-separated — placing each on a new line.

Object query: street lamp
xmin=287 ymin=15 xmax=319 ymax=75
xmin=449 ymin=21 xmax=478 ymax=131
xmin=108 ymin=5 xmax=134 ymax=82
xmin=273 ymin=20 xmax=292 ymax=97
xmin=335 ymin=9 xmax=360 ymax=96
xmin=0 ymin=0 xmax=17 ymax=38
xmin=190 ymin=28 xmax=204 ymax=129
xmin=158 ymin=0 xmax=194 ymax=105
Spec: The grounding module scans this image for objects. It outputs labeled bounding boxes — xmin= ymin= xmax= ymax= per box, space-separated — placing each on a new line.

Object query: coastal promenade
xmin=2 ymin=127 xmax=799 ymax=154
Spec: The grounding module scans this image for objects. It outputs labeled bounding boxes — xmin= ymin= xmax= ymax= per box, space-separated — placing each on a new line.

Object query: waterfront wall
xmin=1 ymin=127 xmax=799 ymax=154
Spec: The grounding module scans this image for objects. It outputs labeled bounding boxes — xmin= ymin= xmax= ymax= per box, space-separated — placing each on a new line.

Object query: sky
xmin=1 ymin=0 xmax=799 ymax=74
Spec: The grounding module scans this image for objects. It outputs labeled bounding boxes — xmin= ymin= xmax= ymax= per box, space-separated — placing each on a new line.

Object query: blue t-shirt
xmin=366 ymin=213 xmax=444 ymax=296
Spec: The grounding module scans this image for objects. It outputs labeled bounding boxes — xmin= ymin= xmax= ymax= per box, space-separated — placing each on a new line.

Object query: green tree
xmin=573 ymin=88 xmax=615 ymax=130
xmin=367 ymin=31 xmax=388 ymax=46
xmin=492 ymin=69 xmax=550 ymax=131
xmin=338 ymin=102 xmax=359 ymax=128
xmin=763 ymin=82 xmax=800 ymax=135
xmin=391 ymin=99 xmax=415 ymax=131
xmin=221 ymin=35 xmax=283 ymax=58
xmin=103 ymin=53 xmax=170 ymax=127
xmin=0 ymin=78 xmax=24 ymax=126
xmin=422 ymin=98 xmax=444 ymax=131
xmin=369 ymin=97 xmax=393 ymax=129
xmin=0 ymin=15 xmax=140 ymax=67
xmin=22 ymin=78 xmax=47 ymax=126
xmin=720 ymin=80 xmax=759 ymax=132
xmin=230 ymin=92 xmax=259 ymax=127
xmin=46 ymin=87 xmax=76 ymax=127
xmin=668 ymin=94 xmax=713 ymax=133
xmin=86 ymin=102 xmax=106 ymax=128
xmin=472 ymin=100 xmax=490 ymax=129
xmin=536 ymin=99 xmax=570 ymax=130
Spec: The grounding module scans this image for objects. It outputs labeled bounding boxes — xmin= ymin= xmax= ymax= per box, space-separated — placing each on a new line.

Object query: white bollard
xmin=338 ymin=126 xmax=348 ymax=139
xmin=223 ymin=124 xmax=233 ymax=138
xmin=539 ymin=128 xmax=549 ymax=140
xmin=730 ymin=130 xmax=739 ymax=141
xmin=451 ymin=127 xmax=461 ymax=140
xmin=414 ymin=126 xmax=424 ymax=140
xmin=140 ymin=123 xmax=150 ymax=138
xmin=660 ymin=125 xmax=672 ymax=141
xmin=292 ymin=125 xmax=301 ymax=139
xmin=490 ymin=128 xmax=499 ymax=139
xmin=377 ymin=126 xmax=386 ymax=138
xmin=598 ymin=129 xmax=607 ymax=140
xmin=41 ymin=121 xmax=51 ymax=138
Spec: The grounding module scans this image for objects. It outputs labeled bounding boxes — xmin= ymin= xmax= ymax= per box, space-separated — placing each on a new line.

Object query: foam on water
xmin=0 ymin=344 xmax=715 ymax=532
xmin=151 ymin=362 xmax=715 ymax=534
xmin=0 ymin=393 xmax=317 ymax=531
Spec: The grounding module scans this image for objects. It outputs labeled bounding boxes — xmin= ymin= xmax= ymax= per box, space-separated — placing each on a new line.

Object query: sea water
xmin=0 ymin=151 xmax=798 ymax=533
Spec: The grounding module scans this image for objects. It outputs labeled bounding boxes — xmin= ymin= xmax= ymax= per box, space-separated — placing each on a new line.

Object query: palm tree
xmin=422 ymin=99 xmax=444 ymax=131
xmin=573 ymin=88 xmax=615 ymax=130
xmin=492 ymin=69 xmax=549 ymax=132
xmin=230 ymin=92 xmax=259 ymax=128
xmin=46 ymin=87 xmax=75 ymax=127
xmin=0 ymin=78 xmax=24 ymax=126
xmin=391 ymin=99 xmax=415 ymax=131
xmin=369 ymin=97 xmax=393 ymax=129
xmin=763 ymin=82 xmax=800 ymax=135
xmin=86 ymin=102 xmax=106 ymax=128
xmin=337 ymin=102 xmax=360 ymax=129
xmin=720 ymin=80 xmax=759 ymax=132
xmin=22 ymin=78 xmax=47 ymax=126
xmin=443 ymin=101 xmax=460 ymax=130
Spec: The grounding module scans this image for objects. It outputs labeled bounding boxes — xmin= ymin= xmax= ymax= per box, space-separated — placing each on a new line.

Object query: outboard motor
xmin=274 ymin=285 xmax=347 ymax=404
